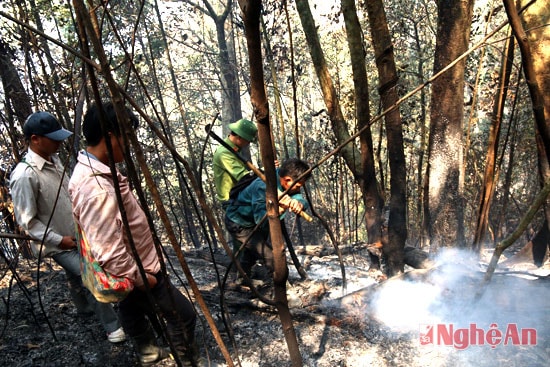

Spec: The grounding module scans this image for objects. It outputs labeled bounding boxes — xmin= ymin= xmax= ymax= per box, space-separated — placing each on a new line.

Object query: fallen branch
xmin=476 ymin=179 xmax=550 ymax=300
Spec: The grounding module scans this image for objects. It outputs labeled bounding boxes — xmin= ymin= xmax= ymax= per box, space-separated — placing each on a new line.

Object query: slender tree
xmin=472 ymin=31 xmax=515 ymax=251
xmin=238 ymin=1 xmax=303 ymax=366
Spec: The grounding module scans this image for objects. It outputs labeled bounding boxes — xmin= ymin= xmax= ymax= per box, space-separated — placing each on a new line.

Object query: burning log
xmin=294 ymin=244 xmax=432 ymax=269
xmin=403 ymin=246 xmax=433 ymax=269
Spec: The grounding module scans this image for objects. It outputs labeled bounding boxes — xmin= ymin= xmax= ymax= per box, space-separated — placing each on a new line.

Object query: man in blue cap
xmin=212 ymin=118 xmax=258 ymax=210
xmin=10 ymin=112 xmax=124 ymax=343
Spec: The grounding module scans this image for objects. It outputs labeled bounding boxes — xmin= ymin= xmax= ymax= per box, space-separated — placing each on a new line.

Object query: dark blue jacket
xmin=225 ymin=174 xmax=308 ymax=229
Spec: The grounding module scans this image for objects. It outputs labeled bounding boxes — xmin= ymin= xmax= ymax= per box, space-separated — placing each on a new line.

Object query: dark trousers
xmin=118 ymin=272 xmax=196 ymax=353
xmin=224 ymin=217 xmax=273 ymax=276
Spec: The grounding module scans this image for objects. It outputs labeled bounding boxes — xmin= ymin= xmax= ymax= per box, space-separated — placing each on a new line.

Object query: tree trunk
xmin=363 ymin=0 xmax=408 ymax=275
xmin=515 ymin=0 xmax=550 ymax=145
xmin=220 ymin=5 xmax=242 ymax=125
xmin=472 ymin=30 xmax=515 ymax=252
xmin=262 ymin=13 xmax=288 ymax=158
xmin=27 ymin=0 xmax=73 ymax=131
xmin=411 ymin=19 xmax=429 ymax=248
xmin=425 ymin=0 xmax=474 ymax=250
xmin=196 ymin=0 xmax=251 ymax=160
xmin=295 ymin=0 xmax=391 ymax=274
xmin=511 ymin=0 xmax=550 ymax=237
xmin=532 ymin=219 xmax=550 ymax=266
xmin=199 ymin=0 xmax=242 ymax=124
xmin=0 ymin=41 xmax=32 ymax=127
xmin=238 ymin=1 xmax=302 ymax=366
xmin=341 ymin=0 xmax=385 ymax=270
xmin=494 ymin=91 xmax=520 ymax=241
xmin=502 ymin=220 xmax=549 ymax=267
xmin=0 ymin=41 xmax=32 ymax=163
xmin=152 ymin=0 xmax=200 ymax=173
xmin=295 ymin=0 xmax=362 ymax=178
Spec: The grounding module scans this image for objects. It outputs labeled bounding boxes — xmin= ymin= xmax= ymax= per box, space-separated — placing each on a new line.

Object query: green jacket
xmin=213 ymin=137 xmax=248 ymax=203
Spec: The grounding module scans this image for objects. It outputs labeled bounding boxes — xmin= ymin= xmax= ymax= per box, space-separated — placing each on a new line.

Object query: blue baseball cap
xmin=23 ymin=112 xmax=73 ymax=141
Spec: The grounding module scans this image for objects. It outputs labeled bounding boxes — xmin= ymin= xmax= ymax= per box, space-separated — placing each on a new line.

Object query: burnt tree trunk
xmin=472 ymin=30 xmax=515 ymax=251
xmin=509 ymin=0 xmax=550 ymax=236
xmin=425 ymin=0 xmax=474 ymax=250
xmin=341 ymin=0 xmax=385 ymax=270
xmin=506 ymin=219 xmax=550 ymax=267
xmin=295 ymin=0 xmax=362 ymax=176
xmin=238 ymin=1 xmax=303 ymax=366
xmin=532 ymin=220 xmax=550 ymax=266
xmin=363 ymin=0 xmax=408 ymax=275
xmin=0 ymin=41 xmax=32 ymax=135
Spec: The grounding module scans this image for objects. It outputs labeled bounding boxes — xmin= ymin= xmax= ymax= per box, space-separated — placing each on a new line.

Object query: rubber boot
xmin=132 ymin=327 xmax=170 ymax=366
xmin=173 ymin=330 xmax=208 ymax=367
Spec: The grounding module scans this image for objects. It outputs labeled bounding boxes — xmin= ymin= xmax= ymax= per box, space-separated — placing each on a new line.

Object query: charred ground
xmin=1 ymin=241 xmax=548 ymax=367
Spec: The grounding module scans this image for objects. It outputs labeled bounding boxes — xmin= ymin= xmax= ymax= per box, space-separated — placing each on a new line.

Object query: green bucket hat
xmin=228 ymin=119 xmax=257 ymax=142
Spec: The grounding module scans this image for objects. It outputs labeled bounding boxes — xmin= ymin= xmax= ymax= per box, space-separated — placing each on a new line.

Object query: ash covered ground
xmin=1 ymin=242 xmax=549 ymax=367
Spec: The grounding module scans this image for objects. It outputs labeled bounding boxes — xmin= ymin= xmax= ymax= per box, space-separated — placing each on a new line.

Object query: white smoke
xmin=364 ymin=248 xmax=549 ymax=366
xmin=370 ymin=248 xmax=548 ymax=333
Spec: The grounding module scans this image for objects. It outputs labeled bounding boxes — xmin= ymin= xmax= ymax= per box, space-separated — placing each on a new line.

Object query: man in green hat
xmin=213 ymin=118 xmax=258 ymax=209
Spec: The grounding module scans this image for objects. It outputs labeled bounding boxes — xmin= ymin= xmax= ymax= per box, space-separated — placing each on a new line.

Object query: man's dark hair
xmin=83 ymin=101 xmax=138 ymax=146
xmin=278 ymin=158 xmax=311 ymax=181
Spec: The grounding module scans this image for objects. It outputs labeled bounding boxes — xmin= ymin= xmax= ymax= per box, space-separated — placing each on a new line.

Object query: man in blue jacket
xmin=224 ymin=158 xmax=311 ymax=281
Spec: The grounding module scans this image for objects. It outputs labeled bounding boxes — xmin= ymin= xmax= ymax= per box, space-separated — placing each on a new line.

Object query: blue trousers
xmin=52 ymin=248 xmax=120 ymax=333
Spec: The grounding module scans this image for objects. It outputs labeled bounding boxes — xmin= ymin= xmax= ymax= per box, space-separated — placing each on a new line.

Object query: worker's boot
xmin=132 ymin=326 xmax=170 ymax=366
xmin=178 ymin=342 xmax=204 ymax=367
xmin=172 ymin=330 xmax=211 ymax=367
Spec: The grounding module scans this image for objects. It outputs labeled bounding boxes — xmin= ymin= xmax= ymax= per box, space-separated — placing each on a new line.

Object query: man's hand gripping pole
xmin=206 ymin=124 xmax=313 ymax=222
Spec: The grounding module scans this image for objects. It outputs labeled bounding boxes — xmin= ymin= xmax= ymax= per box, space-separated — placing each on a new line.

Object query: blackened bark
xmin=0 ymin=41 xmax=32 ymax=163
xmin=341 ymin=0 xmax=385 ymax=270
xmin=472 ymin=31 xmax=515 ymax=252
xmin=238 ymin=1 xmax=303 ymax=366
xmin=0 ymin=41 xmax=32 ymax=127
xmin=426 ymin=0 xmax=474 ymax=250
xmin=363 ymin=0 xmax=408 ymax=275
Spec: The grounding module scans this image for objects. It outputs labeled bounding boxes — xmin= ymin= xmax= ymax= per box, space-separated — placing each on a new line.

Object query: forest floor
xmin=0 ymin=240 xmax=549 ymax=367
